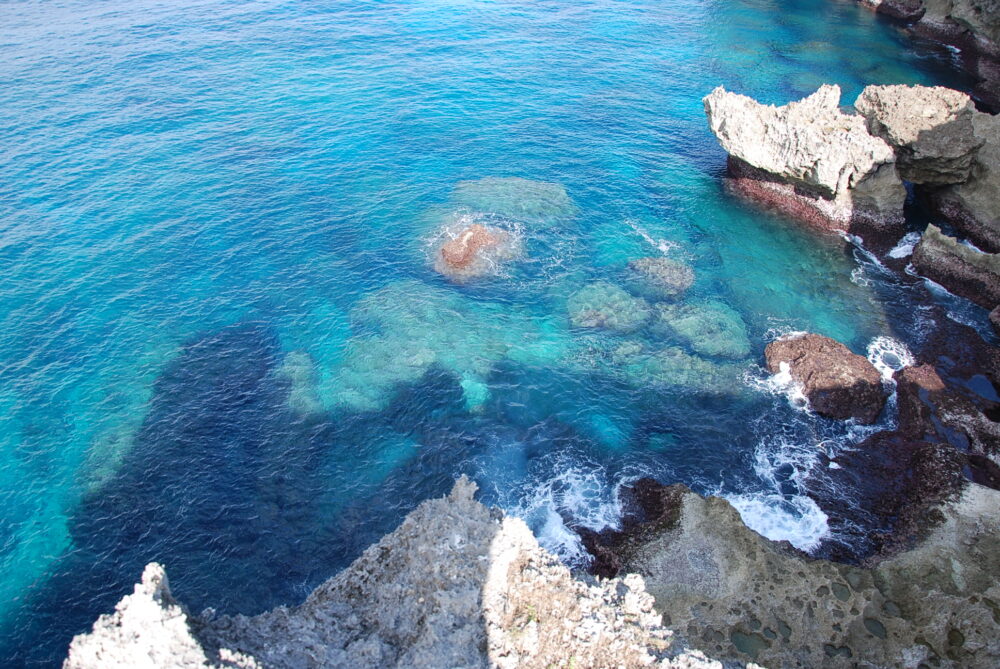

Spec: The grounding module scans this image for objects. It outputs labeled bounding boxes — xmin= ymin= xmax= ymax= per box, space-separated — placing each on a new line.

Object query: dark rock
xmin=764 ymin=333 xmax=888 ymax=424
xmin=911 ymin=224 xmax=1000 ymax=310
xmin=576 ymin=478 xmax=689 ymax=579
xmin=870 ymin=0 xmax=926 ymax=21
xmin=991 ymin=304 xmax=1000 ymax=335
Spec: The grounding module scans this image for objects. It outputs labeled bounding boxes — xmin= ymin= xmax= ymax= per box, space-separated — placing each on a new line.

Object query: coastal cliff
xmin=65 ymin=475 xmax=1000 ymax=668
xmin=63 ymin=478 xmax=726 ymax=669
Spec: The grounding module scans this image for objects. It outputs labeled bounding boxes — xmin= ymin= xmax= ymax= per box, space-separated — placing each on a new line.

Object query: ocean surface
xmin=0 ymin=0 xmax=987 ymax=664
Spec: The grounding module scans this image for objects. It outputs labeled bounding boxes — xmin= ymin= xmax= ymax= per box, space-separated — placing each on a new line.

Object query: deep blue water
xmin=0 ymin=0 xmax=985 ymax=664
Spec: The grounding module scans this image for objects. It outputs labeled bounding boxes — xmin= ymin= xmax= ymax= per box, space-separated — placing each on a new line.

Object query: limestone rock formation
xmin=567 ymin=281 xmax=652 ymax=333
xmin=651 ymin=300 xmax=751 ymax=359
xmin=65 ymin=478 xmax=724 ymax=669
xmin=64 ymin=564 xmax=250 ymax=669
xmin=704 ymin=85 xmax=905 ymax=245
xmin=855 ymin=84 xmax=984 ymax=184
xmin=433 ymin=222 xmax=516 ymax=281
xmin=764 ymin=332 xmax=888 ymax=423
xmin=911 ymin=223 xmax=1000 ymax=310
xmin=933 ymin=111 xmax=1000 ymax=252
xmin=625 ymin=257 xmax=695 ymax=300
xmin=594 ymin=480 xmax=1000 ymax=668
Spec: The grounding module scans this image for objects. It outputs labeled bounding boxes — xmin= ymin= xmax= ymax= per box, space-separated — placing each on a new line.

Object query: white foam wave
xmin=888 ymin=231 xmax=921 ymax=259
xmin=763 ymin=327 xmax=809 ymax=343
xmin=866 ymin=336 xmax=914 ymax=383
xmin=744 ymin=362 xmax=810 ymax=412
xmin=625 ymin=218 xmax=679 ymax=256
xmin=727 ymin=493 xmax=829 ymax=551
xmin=504 ymin=462 xmax=622 ymax=565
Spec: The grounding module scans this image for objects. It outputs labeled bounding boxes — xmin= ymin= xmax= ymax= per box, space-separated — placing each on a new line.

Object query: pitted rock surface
xmin=764 ymin=332 xmax=888 ymax=424
xmin=617 ymin=481 xmax=1000 ymax=668
xmin=855 ymin=84 xmax=983 ymax=184
xmin=65 ymin=479 xmax=728 ymax=669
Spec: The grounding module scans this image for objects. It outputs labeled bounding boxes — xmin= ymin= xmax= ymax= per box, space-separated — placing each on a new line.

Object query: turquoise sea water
xmin=0 ymin=0 xmax=979 ymax=664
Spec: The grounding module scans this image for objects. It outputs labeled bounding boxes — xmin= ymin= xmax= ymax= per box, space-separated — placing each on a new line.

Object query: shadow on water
xmin=0 ymin=323 xmax=475 ymax=667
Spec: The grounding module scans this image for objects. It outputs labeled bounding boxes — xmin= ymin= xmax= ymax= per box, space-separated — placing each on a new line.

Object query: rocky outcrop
xmin=704 ymin=85 xmax=906 ymax=246
xmin=932 ymin=111 xmax=1000 ymax=252
xmin=856 ymin=0 xmax=1000 ymax=110
xmin=588 ymin=479 xmax=1000 ymax=668
xmin=625 ymin=257 xmax=695 ymax=300
xmin=911 ymin=223 xmax=1000 ymax=309
xmin=65 ymin=478 xmax=724 ymax=669
xmin=764 ymin=333 xmax=888 ymax=423
xmin=434 ymin=222 xmax=516 ymax=281
xmin=855 ymin=84 xmax=984 ymax=184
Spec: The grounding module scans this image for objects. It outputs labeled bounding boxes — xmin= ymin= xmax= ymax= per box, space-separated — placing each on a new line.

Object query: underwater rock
xmin=276 ymin=351 xmax=324 ymax=416
xmin=66 ymin=479 xmax=722 ymax=669
xmin=704 ymin=85 xmax=906 ymax=248
xmin=566 ymin=281 xmax=651 ymax=333
xmin=932 ymin=111 xmax=1000 ymax=252
xmin=450 ymin=177 xmax=576 ymax=227
xmin=330 ymin=280 xmax=528 ymax=412
xmin=765 ymin=333 xmax=887 ymax=424
xmin=624 ymin=257 xmax=695 ymax=300
xmin=651 ymin=300 xmax=751 ymax=359
xmin=855 ymin=84 xmax=983 ymax=185
xmin=583 ymin=478 xmax=1000 ymax=668
xmin=991 ymin=304 xmax=1000 ymax=335
xmin=911 ymin=224 xmax=1000 ymax=310
xmin=433 ymin=222 xmax=517 ymax=282
xmin=615 ymin=344 xmax=744 ymax=394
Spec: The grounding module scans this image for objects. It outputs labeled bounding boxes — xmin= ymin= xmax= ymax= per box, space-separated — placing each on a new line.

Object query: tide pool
xmin=0 ymin=0 xmax=973 ymax=664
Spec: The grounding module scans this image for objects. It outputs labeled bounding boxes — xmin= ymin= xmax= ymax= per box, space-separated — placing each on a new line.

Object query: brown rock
xmin=765 ymin=333 xmax=887 ymax=424
xmin=439 ymin=224 xmax=503 ymax=269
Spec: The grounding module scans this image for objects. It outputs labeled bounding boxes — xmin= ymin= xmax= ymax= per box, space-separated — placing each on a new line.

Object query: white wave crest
xmin=744 ymin=362 xmax=809 ymax=412
xmin=866 ymin=336 xmax=914 ymax=383
xmin=888 ymin=231 xmax=921 ymax=259
xmin=727 ymin=493 xmax=829 ymax=552
xmin=504 ymin=462 xmax=622 ymax=565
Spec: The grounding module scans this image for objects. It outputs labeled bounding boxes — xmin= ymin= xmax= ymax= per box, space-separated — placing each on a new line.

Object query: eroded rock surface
xmin=933 ymin=111 xmax=1000 ymax=252
xmin=764 ymin=332 xmax=888 ymax=423
xmin=911 ymin=223 xmax=1000 ymax=310
xmin=704 ymin=85 xmax=905 ymax=244
xmin=65 ymin=479 xmax=725 ymax=669
xmin=590 ymin=479 xmax=1000 ymax=668
xmin=855 ymin=84 xmax=983 ymax=184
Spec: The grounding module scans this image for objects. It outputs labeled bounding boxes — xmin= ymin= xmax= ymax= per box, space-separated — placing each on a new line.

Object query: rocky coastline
xmin=857 ymin=0 xmax=1000 ymax=110
xmin=65 ymin=63 xmax=1000 ymax=669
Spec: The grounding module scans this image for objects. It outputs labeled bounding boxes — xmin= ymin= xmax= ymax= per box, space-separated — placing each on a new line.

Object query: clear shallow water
xmin=0 ymin=0 xmax=977 ymax=664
